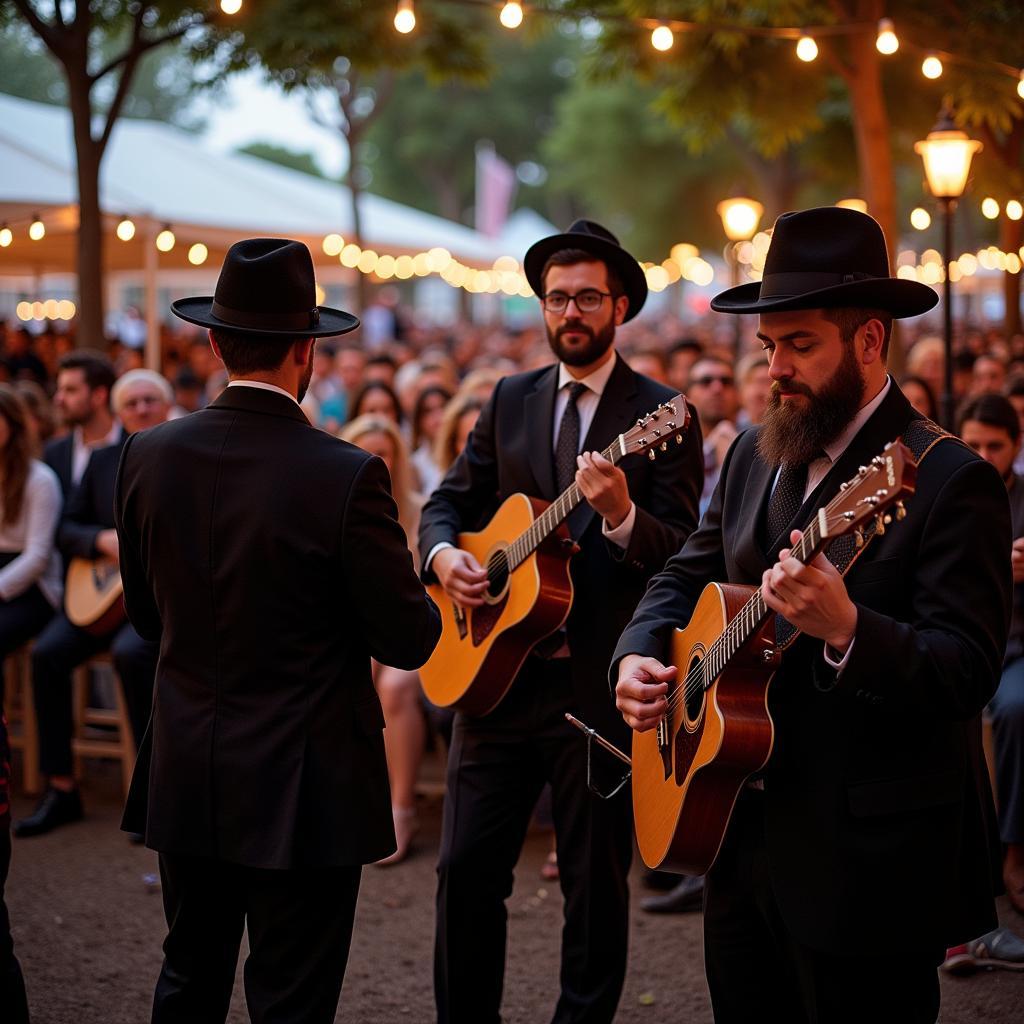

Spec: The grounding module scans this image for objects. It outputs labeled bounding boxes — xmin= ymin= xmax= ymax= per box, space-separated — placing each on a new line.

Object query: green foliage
xmin=236 ymin=142 xmax=328 ymax=179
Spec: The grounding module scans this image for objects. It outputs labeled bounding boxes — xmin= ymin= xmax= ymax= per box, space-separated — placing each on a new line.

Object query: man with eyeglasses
xmin=420 ymin=220 xmax=703 ymax=1024
xmin=14 ymin=371 xmax=170 ymax=838
xmin=687 ymin=354 xmax=740 ymax=518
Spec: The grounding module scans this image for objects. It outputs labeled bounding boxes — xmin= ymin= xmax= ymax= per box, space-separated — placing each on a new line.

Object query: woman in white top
xmin=0 ymin=385 xmax=62 ymax=672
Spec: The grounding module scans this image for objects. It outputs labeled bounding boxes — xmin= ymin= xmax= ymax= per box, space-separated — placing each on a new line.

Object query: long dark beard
xmin=547 ymin=317 xmax=615 ymax=367
xmin=756 ymin=344 xmax=865 ymax=466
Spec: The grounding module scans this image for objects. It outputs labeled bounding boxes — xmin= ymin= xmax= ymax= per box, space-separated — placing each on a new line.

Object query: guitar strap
xmin=774 ymin=416 xmax=962 ymax=651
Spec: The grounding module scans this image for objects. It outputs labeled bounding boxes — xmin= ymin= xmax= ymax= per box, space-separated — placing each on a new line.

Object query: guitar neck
xmin=505 ymin=438 xmax=624 ymax=571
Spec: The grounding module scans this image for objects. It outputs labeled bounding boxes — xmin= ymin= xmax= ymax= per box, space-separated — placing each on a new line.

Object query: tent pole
xmin=144 ymin=219 xmax=160 ymax=372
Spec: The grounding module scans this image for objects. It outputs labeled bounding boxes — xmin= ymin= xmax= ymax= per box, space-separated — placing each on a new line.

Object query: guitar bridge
xmin=656 ymin=712 xmax=672 ymax=781
xmin=452 ymin=602 xmax=468 ymax=641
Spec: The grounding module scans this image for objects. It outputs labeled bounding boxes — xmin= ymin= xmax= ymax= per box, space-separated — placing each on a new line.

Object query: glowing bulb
xmin=910 ymin=207 xmax=931 ymax=230
xmin=796 ymin=36 xmax=818 ymax=62
xmin=1018 ymin=71 xmax=1024 ymax=100
xmin=15 ymin=302 xmax=31 ymax=321
xmin=922 ymin=55 xmax=943 ymax=79
xmin=1007 ymin=200 xmax=1023 ymax=221
xmin=394 ymin=0 xmax=415 ymax=34
xmin=156 ymin=227 xmax=176 ymax=252
xmin=322 ymin=233 xmax=344 ymax=256
xmin=116 ymin=217 xmax=136 ymax=242
xmin=651 ymin=25 xmax=674 ymax=52
xmin=982 ymin=197 xmax=1000 ymax=220
xmin=220 ymin=0 xmax=242 ymax=13
xmin=499 ymin=2 xmax=523 ymax=29
xmin=188 ymin=243 xmax=208 ymax=266
xmin=28 ymin=216 xmax=44 ymax=241
xmin=876 ymin=18 xmax=898 ymax=55
xmin=0 ymin=226 xmax=11 ymax=248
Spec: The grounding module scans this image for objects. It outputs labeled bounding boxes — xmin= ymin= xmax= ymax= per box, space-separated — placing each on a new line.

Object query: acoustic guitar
xmin=65 ymin=556 xmax=126 ymax=635
xmin=631 ymin=440 xmax=916 ymax=875
xmin=421 ymin=394 xmax=691 ymax=716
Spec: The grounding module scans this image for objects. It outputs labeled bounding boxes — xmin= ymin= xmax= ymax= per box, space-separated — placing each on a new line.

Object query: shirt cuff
xmin=823 ymin=637 xmax=855 ymax=672
xmin=424 ymin=541 xmax=454 ymax=575
xmin=602 ymin=502 xmax=636 ymax=549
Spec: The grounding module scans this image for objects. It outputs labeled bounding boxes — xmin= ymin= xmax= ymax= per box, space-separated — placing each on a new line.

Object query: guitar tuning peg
xmin=660 ymin=441 xmax=668 ymax=452
xmin=854 ymin=528 xmax=865 ymax=548
xmin=648 ymin=449 xmax=656 ymax=461
xmin=858 ymin=465 xmax=868 ymax=476
xmin=840 ymin=481 xmax=849 ymax=491
xmin=675 ymin=434 xmax=682 ymax=444
xmin=874 ymin=514 xmax=886 ymax=536
xmin=895 ymin=502 xmax=906 ymax=520
xmin=883 ymin=514 xmax=892 ymax=525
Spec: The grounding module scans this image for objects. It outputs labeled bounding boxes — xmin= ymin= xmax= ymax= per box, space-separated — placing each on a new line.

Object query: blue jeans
xmin=991 ymin=657 xmax=1024 ymax=844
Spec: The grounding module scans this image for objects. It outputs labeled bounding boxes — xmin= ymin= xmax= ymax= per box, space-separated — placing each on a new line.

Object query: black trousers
xmin=434 ymin=658 xmax=633 ymax=1024
xmin=153 ymin=852 xmax=362 ymax=1024
xmin=0 ymin=582 xmax=54 ymax=675
xmin=32 ymin=613 xmax=158 ymax=777
xmin=704 ymin=789 xmax=943 ymax=1024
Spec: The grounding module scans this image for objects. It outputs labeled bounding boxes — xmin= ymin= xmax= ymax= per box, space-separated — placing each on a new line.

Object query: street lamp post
xmin=914 ymin=107 xmax=982 ymax=429
xmin=717 ymin=197 xmax=763 ymax=356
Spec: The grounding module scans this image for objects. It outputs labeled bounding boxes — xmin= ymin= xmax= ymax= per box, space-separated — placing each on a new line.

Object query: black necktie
xmin=765 ymin=460 xmax=809 ymax=553
xmin=555 ymin=382 xmax=587 ymax=493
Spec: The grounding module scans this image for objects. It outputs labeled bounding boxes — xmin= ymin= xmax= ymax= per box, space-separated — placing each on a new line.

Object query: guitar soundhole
xmin=683 ymin=651 xmax=705 ymax=729
xmin=483 ymin=544 xmax=511 ymax=604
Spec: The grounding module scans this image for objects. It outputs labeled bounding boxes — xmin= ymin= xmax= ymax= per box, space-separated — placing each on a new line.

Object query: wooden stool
xmin=71 ymin=653 xmax=136 ymax=799
xmin=3 ymin=644 xmax=40 ymax=795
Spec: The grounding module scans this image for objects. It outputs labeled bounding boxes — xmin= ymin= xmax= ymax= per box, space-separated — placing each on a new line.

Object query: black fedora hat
xmin=524 ymin=219 xmax=648 ymax=322
xmin=171 ymin=238 xmax=360 ymax=338
xmin=711 ymin=207 xmax=937 ymax=318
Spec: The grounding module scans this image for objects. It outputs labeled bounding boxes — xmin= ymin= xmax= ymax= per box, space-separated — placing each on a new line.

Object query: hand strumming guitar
xmin=615 ymin=654 xmax=676 ymax=732
xmin=433 ymin=547 xmax=488 ymax=608
xmin=95 ymin=528 xmax=120 ymax=563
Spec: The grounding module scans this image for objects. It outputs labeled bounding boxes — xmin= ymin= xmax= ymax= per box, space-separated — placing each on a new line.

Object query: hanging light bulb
xmin=394 ymin=0 xmax=415 ymax=34
xmin=876 ymin=18 xmax=899 ymax=55
xmin=499 ymin=2 xmax=523 ymax=29
xmin=188 ymin=243 xmax=209 ymax=266
xmin=1007 ymin=200 xmax=1023 ymax=222
xmin=921 ymin=54 xmax=943 ymax=79
xmin=910 ymin=207 xmax=931 ymax=230
xmin=651 ymin=24 xmax=674 ymax=52
xmin=220 ymin=0 xmax=242 ymax=13
xmin=796 ymin=35 xmax=818 ymax=62
xmin=28 ymin=215 xmax=45 ymax=241
xmin=0 ymin=225 xmax=11 ymax=248
xmin=116 ymin=217 xmax=136 ymax=242
xmin=156 ymin=226 xmax=176 ymax=252
xmin=1018 ymin=70 xmax=1024 ymax=100
xmin=981 ymin=197 xmax=1000 ymax=219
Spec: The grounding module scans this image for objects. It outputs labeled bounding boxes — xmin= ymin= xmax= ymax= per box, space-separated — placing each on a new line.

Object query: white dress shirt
xmin=71 ymin=421 xmax=122 ymax=489
xmin=227 ymin=379 xmax=302 ymax=407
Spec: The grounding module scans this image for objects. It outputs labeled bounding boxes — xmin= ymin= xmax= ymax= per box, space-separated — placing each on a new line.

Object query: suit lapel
xmin=208 ymin=384 xmax=311 ymax=426
xmin=523 ymin=366 xmax=558 ymax=499
xmin=735 ymin=439 xmax=776 ymax=577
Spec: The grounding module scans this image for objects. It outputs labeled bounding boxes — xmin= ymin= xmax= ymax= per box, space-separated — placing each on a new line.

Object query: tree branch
xmin=10 ymin=0 xmax=60 ymax=55
xmin=91 ymin=9 xmax=201 ymax=85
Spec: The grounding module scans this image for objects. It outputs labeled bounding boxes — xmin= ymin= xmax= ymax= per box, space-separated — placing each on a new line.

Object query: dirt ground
xmin=7 ymin=762 xmax=1024 ymax=1024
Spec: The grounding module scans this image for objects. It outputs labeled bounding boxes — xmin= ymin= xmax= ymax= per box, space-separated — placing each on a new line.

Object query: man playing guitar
xmin=614 ymin=207 xmax=1010 ymax=1024
xmin=419 ymin=220 xmax=703 ymax=1024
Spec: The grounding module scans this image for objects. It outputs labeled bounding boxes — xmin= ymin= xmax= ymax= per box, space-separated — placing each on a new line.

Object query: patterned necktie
xmin=555 ymin=381 xmax=587 ymax=493
xmin=765 ymin=460 xmax=810 ymax=553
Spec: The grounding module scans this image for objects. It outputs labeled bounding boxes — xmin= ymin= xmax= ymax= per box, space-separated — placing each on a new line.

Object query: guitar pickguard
xmin=471 ymin=593 xmax=509 ymax=647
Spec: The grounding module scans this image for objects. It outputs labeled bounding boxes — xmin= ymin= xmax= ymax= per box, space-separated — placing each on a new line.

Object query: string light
xmin=116 ymin=217 xmax=136 ymax=241
xmin=188 ymin=243 xmax=208 ymax=265
xmin=910 ymin=207 xmax=931 ymax=230
xmin=876 ymin=18 xmax=899 ymax=54
xmin=499 ymin=2 xmax=523 ymax=29
xmin=796 ymin=35 xmax=818 ymax=62
xmin=651 ymin=24 xmax=674 ymax=52
xmin=394 ymin=0 xmax=416 ymax=34
xmin=28 ymin=215 xmax=45 ymax=241
xmin=322 ymin=233 xmax=344 ymax=256
xmin=0 ymin=225 xmax=11 ymax=248
xmin=220 ymin=0 xmax=242 ymax=13
xmin=1019 ymin=70 xmax=1024 ymax=99
xmin=981 ymin=197 xmax=1000 ymax=219
xmin=1008 ymin=200 xmax=1023 ymax=221
xmin=836 ymin=198 xmax=868 ymax=213
xmin=922 ymin=54 xmax=943 ymax=79
xmin=156 ymin=226 xmax=176 ymax=252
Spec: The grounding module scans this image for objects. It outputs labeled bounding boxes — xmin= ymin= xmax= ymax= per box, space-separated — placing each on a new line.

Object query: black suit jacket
xmin=114 ymin=386 xmax=441 ymax=870
xmin=612 ymin=382 xmax=1010 ymax=953
xmin=419 ymin=356 xmax=703 ymax=745
xmin=58 ymin=435 xmax=128 ymax=560
xmin=43 ymin=434 xmax=74 ymax=499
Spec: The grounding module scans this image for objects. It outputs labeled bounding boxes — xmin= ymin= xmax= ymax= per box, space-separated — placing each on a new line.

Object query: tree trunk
xmin=67 ymin=73 xmax=106 ymax=348
xmin=1003 ymin=215 xmax=1023 ymax=337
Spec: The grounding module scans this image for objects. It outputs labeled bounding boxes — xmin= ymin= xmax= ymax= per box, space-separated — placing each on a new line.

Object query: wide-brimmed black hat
xmin=524 ymin=219 xmax=648 ymax=322
xmin=171 ymin=238 xmax=360 ymax=337
xmin=711 ymin=207 xmax=937 ymax=318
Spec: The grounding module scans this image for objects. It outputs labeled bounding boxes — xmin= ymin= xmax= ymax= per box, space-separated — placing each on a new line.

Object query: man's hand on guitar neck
xmin=615 ymin=655 xmax=677 ymax=732
xmin=575 ymin=451 xmax=632 ymax=530
xmin=433 ymin=547 xmax=488 ymax=608
xmin=95 ymin=528 xmax=120 ymax=563
xmin=762 ymin=529 xmax=858 ymax=655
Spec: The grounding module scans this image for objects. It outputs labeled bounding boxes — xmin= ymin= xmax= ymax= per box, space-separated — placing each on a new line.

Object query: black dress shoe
xmin=642 ymin=869 xmax=681 ymax=891
xmin=13 ymin=787 xmax=84 ymax=838
xmin=640 ymin=874 xmax=705 ymax=914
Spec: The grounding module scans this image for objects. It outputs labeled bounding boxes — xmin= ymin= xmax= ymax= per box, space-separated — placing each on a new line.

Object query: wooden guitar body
xmin=65 ymin=556 xmax=126 ymax=636
xmin=632 ymin=582 xmax=779 ymax=874
xmin=420 ymin=493 xmax=574 ymax=716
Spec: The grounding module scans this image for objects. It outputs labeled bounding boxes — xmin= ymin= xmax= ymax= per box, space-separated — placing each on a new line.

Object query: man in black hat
xmin=613 ymin=207 xmax=1009 ymax=1022
xmin=114 ymin=238 xmax=441 ymax=1023
xmin=420 ymin=220 xmax=703 ymax=1024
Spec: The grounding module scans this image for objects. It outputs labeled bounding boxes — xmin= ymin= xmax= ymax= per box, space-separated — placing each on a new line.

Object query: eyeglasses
xmin=541 ymin=289 xmax=615 ymax=314
xmin=121 ymin=395 xmax=164 ymax=409
xmin=690 ymin=374 xmax=735 ymax=389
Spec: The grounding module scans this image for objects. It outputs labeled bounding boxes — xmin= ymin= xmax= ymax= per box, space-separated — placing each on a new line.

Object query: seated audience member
xmin=629 ymin=349 xmax=668 ymax=385
xmin=905 ymin=334 xmax=944 ymax=403
xmin=735 ymin=352 xmax=771 ymax=428
xmin=433 ymin=393 xmax=485 ymax=478
xmin=14 ymin=381 xmax=57 ymax=445
xmin=44 ymin=351 xmax=120 ymax=497
xmin=687 ymin=353 xmax=739 ymax=516
xmin=666 ymin=338 xmax=703 ymax=394
xmin=898 ymin=374 xmax=938 ymax=420
xmin=14 ymin=371 xmax=171 ymax=838
xmin=347 ymin=380 xmax=404 ymax=428
xmin=971 ymin=352 xmax=1007 ymax=396
xmin=410 ymin=386 xmax=453 ymax=496
xmin=170 ymin=367 xmax=205 ymax=418
xmin=1006 ymin=376 xmax=1024 ymax=477
xmin=958 ymin=394 xmax=1024 ymax=913
xmin=3 ymin=331 xmax=47 ymax=386
xmin=364 ymin=353 xmax=398 ymax=388
xmin=338 ymin=414 xmax=424 ymax=864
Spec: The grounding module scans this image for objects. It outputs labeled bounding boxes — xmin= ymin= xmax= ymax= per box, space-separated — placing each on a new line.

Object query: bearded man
xmin=613 ymin=207 xmax=1010 ymax=1024
xmin=419 ymin=220 xmax=703 ymax=1024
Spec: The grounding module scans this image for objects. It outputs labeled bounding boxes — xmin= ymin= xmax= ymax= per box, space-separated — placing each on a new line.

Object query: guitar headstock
xmin=617 ymin=394 xmax=690 ymax=461
xmin=821 ymin=439 xmax=917 ymax=546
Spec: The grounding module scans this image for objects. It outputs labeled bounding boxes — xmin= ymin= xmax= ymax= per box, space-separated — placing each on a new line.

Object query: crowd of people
xmin=1 ymin=208 xmax=1023 ymax=1021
